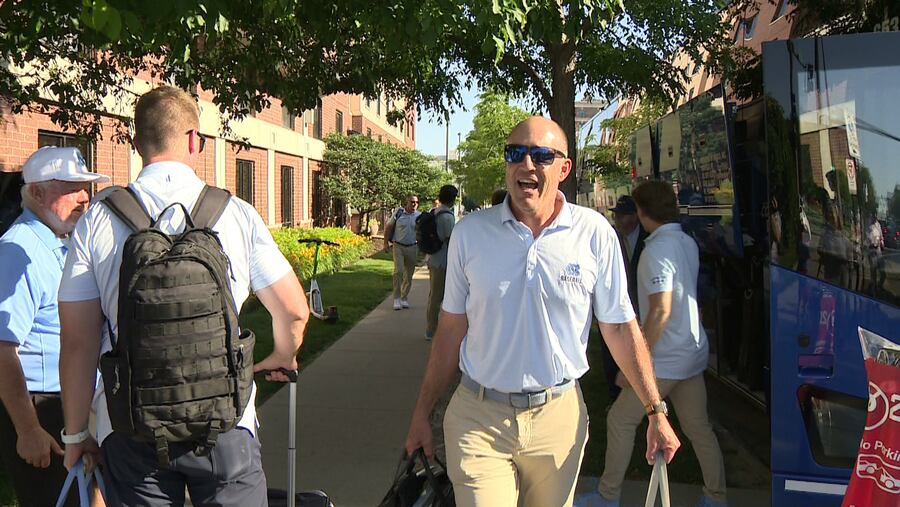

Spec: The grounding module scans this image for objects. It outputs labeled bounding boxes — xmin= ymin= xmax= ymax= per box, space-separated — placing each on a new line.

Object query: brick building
xmin=0 ymin=73 xmax=416 ymax=229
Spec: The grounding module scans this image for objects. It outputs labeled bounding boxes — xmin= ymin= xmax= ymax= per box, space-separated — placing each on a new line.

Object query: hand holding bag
xmin=378 ymin=448 xmax=454 ymax=507
xmin=55 ymin=459 xmax=107 ymax=507
xmin=644 ymin=452 xmax=671 ymax=507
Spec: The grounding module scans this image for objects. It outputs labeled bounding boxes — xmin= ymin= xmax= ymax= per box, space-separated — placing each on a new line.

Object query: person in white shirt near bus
xmin=591 ymin=180 xmax=728 ymax=507
xmin=404 ymin=116 xmax=680 ymax=507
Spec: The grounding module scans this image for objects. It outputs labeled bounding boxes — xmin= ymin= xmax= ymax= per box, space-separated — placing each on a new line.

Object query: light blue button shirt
xmin=0 ymin=208 xmax=67 ymax=393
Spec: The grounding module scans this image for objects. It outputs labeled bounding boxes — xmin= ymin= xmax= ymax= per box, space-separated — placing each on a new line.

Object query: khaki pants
xmin=599 ymin=374 xmax=727 ymax=502
xmin=443 ymin=382 xmax=589 ymax=507
xmin=426 ymin=266 xmax=446 ymax=336
xmin=392 ymin=244 xmax=417 ymax=299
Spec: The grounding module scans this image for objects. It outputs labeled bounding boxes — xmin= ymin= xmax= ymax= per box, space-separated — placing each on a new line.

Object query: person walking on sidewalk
xmin=0 ymin=147 xmax=108 ymax=507
xmin=424 ymin=185 xmax=457 ymax=341
xmin=384 ymin=194 xmax=421 ymax=310
xmin=57 ymin=85 xmax=308 ymax=506
xmin=588 ymin=180 xmax=727 ymax=507
xmin=405 ymin=116 xmax=680 ymax=507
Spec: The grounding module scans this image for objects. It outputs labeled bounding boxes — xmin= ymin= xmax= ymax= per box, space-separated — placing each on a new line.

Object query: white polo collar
xmin=646 ymin=222 xmax=683 ymax=243
xmin=500 ymin=191 xmax=573 ymax=230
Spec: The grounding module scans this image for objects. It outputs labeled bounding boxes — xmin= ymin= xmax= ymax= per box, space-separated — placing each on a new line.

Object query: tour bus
xmin=634 ymin=31 xmax=900 ymax=506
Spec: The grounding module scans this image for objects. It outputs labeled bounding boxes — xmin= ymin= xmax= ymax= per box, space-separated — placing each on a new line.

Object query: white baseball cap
xmin=22 ymin=146 xmax=110 ymax=184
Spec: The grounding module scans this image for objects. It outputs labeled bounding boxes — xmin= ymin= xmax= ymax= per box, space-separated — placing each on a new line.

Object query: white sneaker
xmin=393 ymin=298 xmax=402 ymax=310
xmin=400 ymin=299 xmax=410 ymax=309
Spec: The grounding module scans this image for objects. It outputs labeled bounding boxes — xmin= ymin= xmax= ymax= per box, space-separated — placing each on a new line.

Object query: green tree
xmin=451 ymin=90 xmax=529 ymax=204
xmin=2 ymin=1 xmax=735 ymax=202
xmin=321 ymin=133 xmax=449 ymax=234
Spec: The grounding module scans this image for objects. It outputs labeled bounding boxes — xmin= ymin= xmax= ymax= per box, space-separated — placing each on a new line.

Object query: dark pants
xmin=0 ymin=392 xmax=77 ymax=507
xmin=101 ymin=428 xmax=267 ymax=507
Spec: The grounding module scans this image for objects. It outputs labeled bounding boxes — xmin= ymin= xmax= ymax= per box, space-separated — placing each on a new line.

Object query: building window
xmin=376 ymin=97 xmax=381 ymax=116
xmin=335 ymin=111 xmax=344 ymax=135
xmin=744 ymin=15 xmax=758 ymax=40
xmin=366 ymin=128 xmax=372 ymax=138
xmin=236 ymin=159 xmax=254 ymax=204
xmin=37 ymin=131 xmax=94 ymax=172
xmin=281 ymin=165 xmax=294 ymax=226
xmin=378 ymin=134 xmax=383 ymax=143
xmin=282 ymin=105 xmax=296 ymax=130
xmin=772 ymin=0 xmax=790 ymax=21
xmin=365 ymin=96 xmax=371 ymax=109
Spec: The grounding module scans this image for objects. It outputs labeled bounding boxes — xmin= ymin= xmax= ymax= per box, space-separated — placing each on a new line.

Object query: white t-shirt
xmin=59 ymin=161 xmax=293 ymax=444
xmin=442 ymin=193 xmax=635 ymax=393
xmin=637 ymin=223 xmax=708 ymax=380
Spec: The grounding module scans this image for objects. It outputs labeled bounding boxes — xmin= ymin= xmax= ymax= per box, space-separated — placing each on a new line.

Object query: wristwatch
xmin=646 ymin=401 xmax=669 ymax=417
xmin=60 ymin=428 xmax=91 ymax=445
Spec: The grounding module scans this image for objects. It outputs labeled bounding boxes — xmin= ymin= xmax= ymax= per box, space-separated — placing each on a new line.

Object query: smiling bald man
xmin=404 ymin=116 xmax=680 ymax=506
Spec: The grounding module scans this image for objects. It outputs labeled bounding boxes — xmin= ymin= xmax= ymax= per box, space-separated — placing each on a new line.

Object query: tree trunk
xmin=547 ymin=45 xmax=578 ymax=203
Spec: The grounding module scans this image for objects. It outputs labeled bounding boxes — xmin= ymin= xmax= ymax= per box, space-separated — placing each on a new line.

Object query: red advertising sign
xmin=843 ymin=329 xmax=900 ymax=507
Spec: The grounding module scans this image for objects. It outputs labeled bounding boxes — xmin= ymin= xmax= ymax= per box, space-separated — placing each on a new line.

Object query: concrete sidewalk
xmin=257 ymin=266 xmax=770 ymax=507
xmin=258 ymin=267 xmax=433 ymax=506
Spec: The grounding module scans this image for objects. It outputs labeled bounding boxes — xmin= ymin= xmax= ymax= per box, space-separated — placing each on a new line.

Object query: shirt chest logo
xmin=559 ymin=263 xmax=582 ymax=284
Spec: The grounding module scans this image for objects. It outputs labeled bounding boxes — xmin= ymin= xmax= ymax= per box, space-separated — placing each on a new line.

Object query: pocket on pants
xmin=211 ymin=429 xmax=259 ymax=482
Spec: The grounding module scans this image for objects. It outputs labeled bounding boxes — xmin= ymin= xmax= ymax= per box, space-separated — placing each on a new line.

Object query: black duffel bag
xmin=378 ymin=448 xmax=454 ymax=507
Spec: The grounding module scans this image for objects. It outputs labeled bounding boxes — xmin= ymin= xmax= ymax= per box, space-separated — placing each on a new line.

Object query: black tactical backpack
xmin=416 ymin=210 xmax=451 ymax=254
xmin=98 ymin=185 xmax=255 ymax=465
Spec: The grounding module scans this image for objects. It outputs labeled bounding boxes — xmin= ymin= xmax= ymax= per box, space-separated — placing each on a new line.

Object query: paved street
xmin=257 ymin=266 xmax=771 ymax=507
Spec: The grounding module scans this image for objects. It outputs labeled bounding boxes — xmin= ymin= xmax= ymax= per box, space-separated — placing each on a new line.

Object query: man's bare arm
xmin=641 ymin=291 xmax=672 ymax=350
xmin=59 ymin=299 xmax=104 ymax=469
xmin=599 ymin=319 xmax=681 ymax=463
xmin=0 ymin=344 xmax=64 ymax=467
xmin=405 ymin=311 xmax=468 ymax=457
xmin=253 ymin=271 xmax=310 ymax=381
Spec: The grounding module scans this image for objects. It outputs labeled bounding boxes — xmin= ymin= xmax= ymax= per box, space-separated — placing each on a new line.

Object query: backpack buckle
xmin=195 ymin=420 xmax=222 ymax=457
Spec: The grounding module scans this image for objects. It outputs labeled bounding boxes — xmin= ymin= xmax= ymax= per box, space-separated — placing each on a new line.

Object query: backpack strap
xmin=101 ymin=186 xmax=152 ymax=232
xmin=190 ymin=186 xmax=232 ymax=229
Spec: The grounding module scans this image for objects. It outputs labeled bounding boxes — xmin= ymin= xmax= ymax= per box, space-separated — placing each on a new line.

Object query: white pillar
xmin=302 ymin=156 xmax=309 ymax=222
xmin=215 ymin=138 xmax=226 ymax=188
xmin=267 ymin=149 xmax=276 ymax=226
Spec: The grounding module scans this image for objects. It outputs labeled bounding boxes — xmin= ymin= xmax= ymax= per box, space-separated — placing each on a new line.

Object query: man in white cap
xmin=0 ymin=146 xmax=108 ymax=506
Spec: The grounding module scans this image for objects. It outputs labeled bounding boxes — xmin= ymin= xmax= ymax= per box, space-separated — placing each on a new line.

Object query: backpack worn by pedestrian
xmin=416 ymin=210 xmax=451 ymax=254
xmin=98 ymin=185 xmax=255 ymax=466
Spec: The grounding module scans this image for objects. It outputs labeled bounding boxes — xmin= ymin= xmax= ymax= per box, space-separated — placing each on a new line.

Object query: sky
xmin=415 ymin=83 xmax=479 ymax=157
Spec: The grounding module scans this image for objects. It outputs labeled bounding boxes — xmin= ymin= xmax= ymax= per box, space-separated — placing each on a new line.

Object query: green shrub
xmin=271 ymin=227 xmax=373 ymax=281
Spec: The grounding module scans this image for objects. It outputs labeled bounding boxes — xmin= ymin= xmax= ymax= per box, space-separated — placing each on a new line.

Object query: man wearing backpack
xmin=383 ymin=194 xmax=421 ymax=311
xmin=58 ymin=86 xmax=309 ymax=506
xmin=423 ymin=185 xmax=457 ymax=341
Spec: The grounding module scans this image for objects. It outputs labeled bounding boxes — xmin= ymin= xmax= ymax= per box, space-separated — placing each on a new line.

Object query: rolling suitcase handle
xmin=644 ymin=452 xmax=670 ymax=507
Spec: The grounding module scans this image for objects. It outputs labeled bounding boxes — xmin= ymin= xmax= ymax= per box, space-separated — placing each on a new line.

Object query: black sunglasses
xmin=504 ymin=144 xmax=566 ymax=165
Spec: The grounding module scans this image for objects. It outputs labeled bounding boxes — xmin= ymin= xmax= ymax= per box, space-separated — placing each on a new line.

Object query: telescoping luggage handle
xmin=644 ymin=452 xmax=671 ymax=507
xmin=55 ymin=458 xmax=107 ymax=507
xmin=261 ymin=368 xmax=300 ymax=504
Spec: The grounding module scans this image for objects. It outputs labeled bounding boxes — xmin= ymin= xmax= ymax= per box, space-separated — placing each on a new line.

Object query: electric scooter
xmin=297 ymin=238 xmax=339 ymax=323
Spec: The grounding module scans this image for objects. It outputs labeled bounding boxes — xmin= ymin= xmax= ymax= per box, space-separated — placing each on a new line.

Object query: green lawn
xmin=243 ymin=251 xmax=395 ymax=402
xmin=580 ymin=325 xmax=704 ymax=484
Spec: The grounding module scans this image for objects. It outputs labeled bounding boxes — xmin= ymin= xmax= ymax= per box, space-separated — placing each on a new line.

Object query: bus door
xmin=764 ymin=32 xmax=900 ymax=507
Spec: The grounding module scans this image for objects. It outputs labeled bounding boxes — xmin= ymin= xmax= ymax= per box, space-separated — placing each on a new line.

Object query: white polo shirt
xmin=442 ymin=193 xmax=635 ymax=393
xmin=637 ymin=223 xmax=708 ymax=380
xmin=59 ymin=161 xmax=293 ymax=444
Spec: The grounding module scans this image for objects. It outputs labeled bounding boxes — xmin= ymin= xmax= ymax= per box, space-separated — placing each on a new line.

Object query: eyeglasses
xmin=187 ymin=129 xmax=206 ymax=153
xmin=504 ymin=144 xmax=566 ymax=165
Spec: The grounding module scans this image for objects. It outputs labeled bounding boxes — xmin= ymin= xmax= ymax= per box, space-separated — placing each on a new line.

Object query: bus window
xmin=770 ymin=37 xmax=900 ymax=309
xmin=798 ymin=385 xmax=867 ymax=468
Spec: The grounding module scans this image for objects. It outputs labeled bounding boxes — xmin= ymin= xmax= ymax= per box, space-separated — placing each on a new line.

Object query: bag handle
xmin=55 ymin=459 xmax=107 ymax=507
xmin=414 ymin=448 xmax=453 ymax=507
xmin=644 ymin=452 xmax=670 ymax=507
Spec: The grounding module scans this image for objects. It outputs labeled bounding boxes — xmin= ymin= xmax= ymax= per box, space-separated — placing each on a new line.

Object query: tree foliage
xmin=321 ymin=134 xmax=449 ymax=233
xmin=450 ymin=90 xmax=529 ymax=204
xmin=2 ymin=1 xmax=735 ymax=202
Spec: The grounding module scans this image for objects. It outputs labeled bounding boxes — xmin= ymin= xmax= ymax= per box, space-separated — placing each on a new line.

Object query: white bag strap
xmin=56 ymin=459 xmax=107 ymax=507
xmin=644 ymin=452 xmax=671 ymax=507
